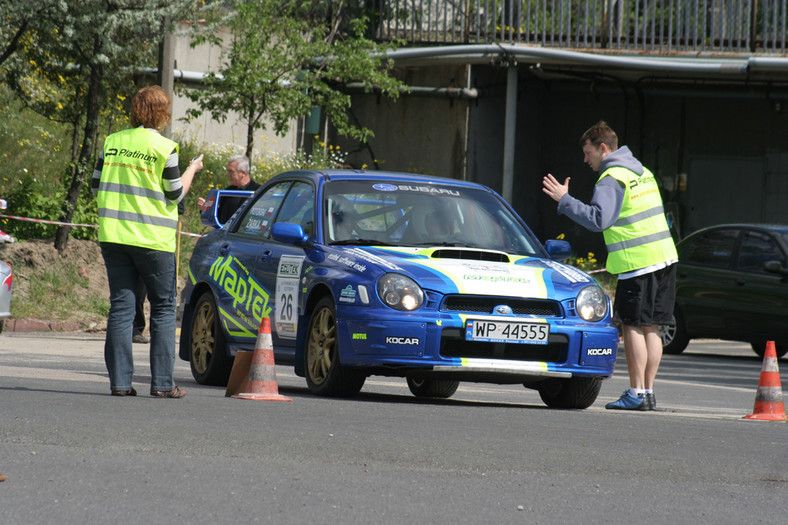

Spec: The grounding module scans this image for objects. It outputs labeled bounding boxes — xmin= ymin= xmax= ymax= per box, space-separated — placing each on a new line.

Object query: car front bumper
xmin=338 ymin=307 xmax=619 ymax=381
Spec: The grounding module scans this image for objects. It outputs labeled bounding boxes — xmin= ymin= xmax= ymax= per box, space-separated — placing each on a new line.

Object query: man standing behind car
xmin=92 ymin=85 xmax=202 ymax=398
xmin=542 ymin=120 xmax=678 ymax=411
xmin=197 ymin=155 xmax=260 ymax=225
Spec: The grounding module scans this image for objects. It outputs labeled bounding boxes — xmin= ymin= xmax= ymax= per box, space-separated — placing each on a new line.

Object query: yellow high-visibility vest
xmin=97 ymin=128 xmax=179 ymax=252
xmin=600 ymin=166 xmax=677 ymax=274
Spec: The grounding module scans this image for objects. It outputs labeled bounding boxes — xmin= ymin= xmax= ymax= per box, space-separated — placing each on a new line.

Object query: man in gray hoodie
xmin=542 ymin=121 xmax=678 ymax=411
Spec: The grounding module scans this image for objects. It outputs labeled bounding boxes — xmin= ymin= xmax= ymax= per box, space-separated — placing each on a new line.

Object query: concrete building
xmin=171 ymin=2 xmax=788 ymax=257
xmin=168 ymin=24 xmax=300 ymax=158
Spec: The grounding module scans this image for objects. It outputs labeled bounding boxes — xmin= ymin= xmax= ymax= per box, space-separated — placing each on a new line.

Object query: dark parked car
xmin=661 ymin=224 xmax=788 ymax=357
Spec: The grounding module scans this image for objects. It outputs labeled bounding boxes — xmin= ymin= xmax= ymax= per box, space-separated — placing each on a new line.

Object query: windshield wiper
xmin=410 ymin=241 xmax=479 ymax=248
xmin=330 ymin=239 xmax=395 ymax=246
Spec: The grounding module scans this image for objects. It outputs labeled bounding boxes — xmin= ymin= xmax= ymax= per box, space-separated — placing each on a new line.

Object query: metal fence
xmin=370 ymin=0 xmax=788 ymax=55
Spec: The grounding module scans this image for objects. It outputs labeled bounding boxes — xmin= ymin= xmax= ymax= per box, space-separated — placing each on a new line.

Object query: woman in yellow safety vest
xmin=92 ymin=85 xmax=203 ymax=398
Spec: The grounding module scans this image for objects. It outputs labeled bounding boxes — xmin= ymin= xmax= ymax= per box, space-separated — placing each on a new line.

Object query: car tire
xmin=406 ymin=377 xmax=460 ymax=399
xmin=661 ymin=308 xmax=690 ymax=355
xmin=750 ymin=341 xmax=788 ymax=359
xmin=536 ymin=376 xmax=602 ymax=409
xmin=189 ymin=292 xmax=232 ymax=386
xmin=305 ymin=296 xmax=366 ymax=397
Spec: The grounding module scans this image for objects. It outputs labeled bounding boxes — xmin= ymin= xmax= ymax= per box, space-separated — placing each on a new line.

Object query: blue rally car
xmin=179 ymin=170 xmax=619 ymax=408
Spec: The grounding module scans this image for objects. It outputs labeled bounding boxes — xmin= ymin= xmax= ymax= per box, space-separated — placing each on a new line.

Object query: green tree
xmin=184 ymin=0 xmax=403 ymax=162
xmin=1 ymin=0 xmax=194 ymax=253
xmin=0 ymin=1 xmax=67 ymax=68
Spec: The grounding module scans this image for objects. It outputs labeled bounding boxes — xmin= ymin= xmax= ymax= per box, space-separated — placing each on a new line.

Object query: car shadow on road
xmin=275 ymin=384 xmax=556 ymax=410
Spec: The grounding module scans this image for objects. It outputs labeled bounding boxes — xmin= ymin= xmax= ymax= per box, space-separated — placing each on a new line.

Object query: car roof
xmin=679 ymin=223 xmax=788 ymax=245
xmin=686 ymin=223 xmax=788 ymax=235
xmin=268 ymin=169 xmax=493 ymax=191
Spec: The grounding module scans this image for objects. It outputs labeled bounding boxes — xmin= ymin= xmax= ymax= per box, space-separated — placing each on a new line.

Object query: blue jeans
xmin=100 ymin=242 xmax=177 ymax=392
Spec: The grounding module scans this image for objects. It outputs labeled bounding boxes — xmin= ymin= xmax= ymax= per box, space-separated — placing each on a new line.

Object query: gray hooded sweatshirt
xmin=556 ymin=145 xmax=644 ymax=233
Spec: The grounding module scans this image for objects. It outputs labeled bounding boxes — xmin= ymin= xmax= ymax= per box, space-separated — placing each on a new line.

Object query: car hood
xmin=324 ymin=246 xmax=596 ymax=300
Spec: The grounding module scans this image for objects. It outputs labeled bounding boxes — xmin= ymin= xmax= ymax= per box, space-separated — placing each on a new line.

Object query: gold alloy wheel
xmin=191 ymin=301 xmax=215 ymax=375
xmin=306 ymin=305 xmax=336 ymax=385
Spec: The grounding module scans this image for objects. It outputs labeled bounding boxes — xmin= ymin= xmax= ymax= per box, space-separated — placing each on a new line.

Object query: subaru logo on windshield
xmin=373 ymin=183 xmax=398 ymax=192
xmin=494 ymin=304 xmax=513 ymax=315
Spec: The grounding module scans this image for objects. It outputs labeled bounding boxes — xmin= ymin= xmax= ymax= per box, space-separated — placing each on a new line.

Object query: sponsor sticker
xmin=386 ymin=336 xmax=420 ymax=345
xmin=274 ymin=255 xmax=305 ymax=339
xmin=586 ymin=348 xmax=613 ymax=356
xmin=339 ymin=285 xmax=357 ymax=303
xmin=542 ymin=259 xmax=591 ymax=283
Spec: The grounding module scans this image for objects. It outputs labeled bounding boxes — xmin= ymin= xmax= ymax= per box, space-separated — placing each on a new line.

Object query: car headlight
xmin=576 ymin=285 xmax=608 ymax=322
xmin=377 ymin=273 xmax=424 ymax=311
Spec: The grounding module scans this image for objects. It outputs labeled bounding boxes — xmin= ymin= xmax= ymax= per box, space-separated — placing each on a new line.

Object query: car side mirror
xmin=271 ymin=222 xmax=309 ymax=244
xmin=544 ymin=239 xmax=572 ymax=261
xmin=763 ymin=260 xmax=788 ymax=277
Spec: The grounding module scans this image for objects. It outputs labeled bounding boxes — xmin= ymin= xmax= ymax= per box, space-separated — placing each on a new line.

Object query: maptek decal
xmin=209 ymin=255 xmax=273 ymax=322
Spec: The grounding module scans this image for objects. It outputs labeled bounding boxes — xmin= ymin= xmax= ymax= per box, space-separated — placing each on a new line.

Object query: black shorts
xmin=613 ymin=264 xmax=677 ymax=326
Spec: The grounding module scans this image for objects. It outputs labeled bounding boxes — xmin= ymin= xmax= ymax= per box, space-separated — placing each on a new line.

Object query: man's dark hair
xmin=580 ymin=120 xmax=618 ymax=150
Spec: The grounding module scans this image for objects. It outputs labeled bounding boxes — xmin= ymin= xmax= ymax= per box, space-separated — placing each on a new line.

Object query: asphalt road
xmin=1 ymin=333 xmax=787 ymax=524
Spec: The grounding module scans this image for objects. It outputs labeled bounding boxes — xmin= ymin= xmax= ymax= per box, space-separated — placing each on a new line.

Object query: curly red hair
xmin=130 ymin=86 xmax=171 ymax=131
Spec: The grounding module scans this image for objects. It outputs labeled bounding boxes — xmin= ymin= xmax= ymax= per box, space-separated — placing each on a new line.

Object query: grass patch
xmin=17 ymin=264 xmax=108 ymax=320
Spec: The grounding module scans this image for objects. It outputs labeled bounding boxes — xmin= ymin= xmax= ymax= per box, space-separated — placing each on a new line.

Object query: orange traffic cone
xmin=743 ymin=341 xmax=786 ymax=421
xmin=232 ymin=317 xmax=292 ymax=401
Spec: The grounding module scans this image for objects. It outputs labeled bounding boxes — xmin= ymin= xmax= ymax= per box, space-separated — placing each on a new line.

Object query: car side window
xmin=274 ymin=181 xmax=315 ymax=237
xmin=737 ymin=230 xmax=785 ymax=273
xmin=235 ymin=181 xmax=291 ymax=237
xmin=682 ymin=229 xmax=738 ymax=269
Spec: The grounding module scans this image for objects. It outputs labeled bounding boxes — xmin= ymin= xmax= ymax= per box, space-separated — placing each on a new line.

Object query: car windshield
xmin=323 ymin=180 xmax=541 ymax=256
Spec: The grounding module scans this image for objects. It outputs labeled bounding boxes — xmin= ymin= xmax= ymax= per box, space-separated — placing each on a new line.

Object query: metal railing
xmin=369 ymin=0 xmax=788 ymax=55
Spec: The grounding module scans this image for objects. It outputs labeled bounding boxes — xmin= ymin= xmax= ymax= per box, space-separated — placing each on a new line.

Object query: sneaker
xmin=132 ymin=334 xmax=149 ymax=344
xmin=645 ymin=392 xmax=657 ymax=411
xmin=605 ymin=389 xmax=648 ymax=410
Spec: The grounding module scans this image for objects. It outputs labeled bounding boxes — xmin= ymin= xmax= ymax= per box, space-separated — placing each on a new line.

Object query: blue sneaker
xmin=605 ymin=389 xmax=647 ymax=410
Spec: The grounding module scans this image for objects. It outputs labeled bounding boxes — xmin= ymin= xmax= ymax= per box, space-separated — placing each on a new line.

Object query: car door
xmin=247 ymin=180 xmax=315 ymax=352
xmin=211 ymin=181 xmax=292 ymax=347
xmin=676 ymin=227 xmax=740 ymax=338
xmin=725 ymin=228 xmax=788 ymax=340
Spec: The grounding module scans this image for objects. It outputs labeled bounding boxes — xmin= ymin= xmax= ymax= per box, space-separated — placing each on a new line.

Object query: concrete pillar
xmin=502 ymin=65 xmax=518 ymax=203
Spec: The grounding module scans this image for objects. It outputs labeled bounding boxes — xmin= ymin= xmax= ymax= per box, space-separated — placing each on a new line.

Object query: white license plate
xmin=465 ymin=319 xmax=549 ymax=345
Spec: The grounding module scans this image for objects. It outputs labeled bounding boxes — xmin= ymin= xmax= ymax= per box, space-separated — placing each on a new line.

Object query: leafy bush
xmin=0 ymin=86 xmax=351 ymax=322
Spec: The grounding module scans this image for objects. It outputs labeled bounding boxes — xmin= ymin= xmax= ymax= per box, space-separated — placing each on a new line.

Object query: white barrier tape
xmin=1 ymin=214 xmax=202 ymax=238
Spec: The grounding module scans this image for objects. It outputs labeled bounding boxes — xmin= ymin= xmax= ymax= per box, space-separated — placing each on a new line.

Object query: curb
xmin=1 ymin=319 xmax=181 ymax=337
xmin=2 ymin=319 xmax=85 ymax=332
